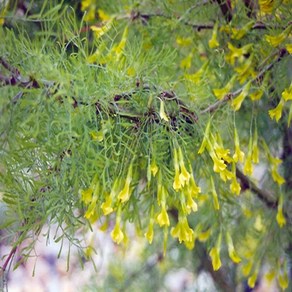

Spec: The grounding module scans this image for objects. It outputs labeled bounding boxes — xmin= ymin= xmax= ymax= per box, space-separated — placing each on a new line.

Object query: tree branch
xmin=200 ymin=48 xmax=289 ymax=115
xmin=236 ymin=167 xmax=277 ymax=209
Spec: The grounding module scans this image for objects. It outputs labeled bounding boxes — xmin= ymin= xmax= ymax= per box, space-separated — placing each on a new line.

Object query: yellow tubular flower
xmin=269 ymin=99 xmax=284 ymax=122
xmin=178 ymin=147 xmax=191 ymax=186
xmin=230 ymin=177 xmax=241 ymax=195
xmin=176 ymin=36 xmax=192 ymax=46
xmin=244 ymin=137 xmax=253 ymax=175
xmin=265 ymin=26 xmax=291 ymax=47
xmin=278 ymin=270 xmax=289 ymax=289
xmin=98 ymin=9 xmax=111 ymax=21
xmin=171 ymin=216 xmax=194 ymax=243
xmin=101 ymin=195 xmax=114 ymax=215
xmin=159 ymin=100 xmax=169 ymax=122
xmin=198 ymin=120 xmax=211 ymax=154
xmin=209 ymin=22 xmax=219 ymax=49
xmin=145 ymin=218 xmax=154 ymax=244
xmin=259 ymin=0 xmax=274 ymax=13
xmin=235 ymin=56 xmax=257 ymax=84
xmin=213 ymin=76 xmax=236 ymax=100
xmin=249 ymin=89 xmax=264 ymax=101
xmin=231 ymin=21 xmax=254 ymax=40
xmin=118 ymin=163 xmax=133 ymax=203
xmin=90 ymin=19 xmax=113 ymax=39
xmin=211 ymin=177 xmax=220 ymax=210
xmin=210 ymin=150 xmax=226 ymax=173
xmin=157 ymin=205 xmax=170 ymax=227
xmin=248 ymin=271 xmax=258 ymax=288
xmin=111 ymin=220 xmax=124 ymax=244
xmin=173 ymin=148 xmax=182 ymax=191
xmin=282 ymin=84 xmax=292 ymax=101
xmin=225 ymin=43 xmax=252 ymax=65
xmin=233 ymin=127 xmax=245 ymax=163
xmin=80 ymin=187 xmax=93 ymax=204
xmin=252 ymin=129 xmax=259 ymax=164
xmin=276 ymin=193 xmax=286 ymax=228
xmin=226 ymin=232 xmax=241 ymax=263
xmin=180 ymin=53 xmax=193 ymax=69
xmin=231 ymin=82 xmax=250 ymax=111
xmin=209 ymin=233 xmax=222 ymax=271
xmin=150 ymin=160 xmax=159 ymax=177
xmin=271 ymin=168 xmax=285 ymax=185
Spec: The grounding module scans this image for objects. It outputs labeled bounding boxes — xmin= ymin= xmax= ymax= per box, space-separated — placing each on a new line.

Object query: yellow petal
xmin=111 ymin=222 xmax=124 ymax=244
xmin=209 ymin=247 xmax=221 ymax=271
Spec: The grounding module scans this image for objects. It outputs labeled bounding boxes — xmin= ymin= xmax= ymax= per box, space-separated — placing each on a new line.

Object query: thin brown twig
xmin=236 ymin=167 xmax=277 ymax=209
xmin=0 ymin=246 xmax=17 ymax=274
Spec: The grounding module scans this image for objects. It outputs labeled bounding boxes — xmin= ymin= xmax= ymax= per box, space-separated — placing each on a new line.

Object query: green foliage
xmin=0 ymin=0 xmax=292 ymax=290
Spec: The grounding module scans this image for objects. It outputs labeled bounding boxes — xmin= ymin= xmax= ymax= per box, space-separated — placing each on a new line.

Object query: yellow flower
xmin=248 ymin=271 xmax=258 ymax=288
xmin=157 ymin=206 xmax=170 ymax=227
xmin=118 ymin=163 xmax=133 ymax=203
xmin=98 ymin=9 xmax=111 ymax=21
xmin=188 ymin=170 xmax=201 ymax=198
xmin=210 ymin=151 xmax=226 ymax=173
xmin=180 ymin=53 xmax=193 ymax=69
xmin=84 ymin=190 xmax=99 ymax=222
xmin=145 ymin=219 xmax=154 ymax=244
xmin=159 ymin=100 xmax=169 ymax=122
xmin=225 ymin=43 xmax=252 ymax=65
xmin=209 ymin=245 xmax=221 ymax=271
xmin=259 ymin=0 xmax=274 ymax=13
xmin=265 ymin=269 xmax=276 ymax=282
xmin=185 ymin=61 xmax=208 ymax=84
xmin=278 ymin=271 xmax=289 ymax=289
xmin=209 ymin=23 xmax=219 ymax=49
xmin=111 ymin=220 xmax=124 ymax=244
xmin=286 ymin=44 xmax=292 ymax=54
xmin=211 ymin=177 xmax=220 ymax=210
xmin=101 ymin=195 xmax=113 ymax=215
xmin=230 ymin=178 xmax=241 ymax=195
xmin=265 ymin=29 xmax=289 ymax=47
xmin=198 ymin=229 xmax=211 ymax=242
xmin=231 ymin=82 xmax=250 ymax=111
xmin=113 ymin=26 xmax=129 ymax=59
xmin=198 ymin=120 xmax=211 ymax=154
xmin=282 ymin=85 xmax=292 ymax=101
xmin=173 ymin=171 xmax=182 ymax=192
xmin=249 ymin=89 xmax=264 ymax=101
xmin=90 ymin=19 xmax=113 ymax=38
xmin=184 ymin=188 xmax=198 ymax=213
xmin=226 ymin=232 xmax=241 ymax=263
xmin=176 ymin=36 xmax=192 ymax=46
xmin=81 ymin=0 xmax=93 ymax=11
xmin=150 ymin=160 xmax=159 ymax=177
xmin=276 ymin=193 xmax=286 ymax=228
xmin=80 ymin=187 xmax=93 ymax=204
xmin=271 ymin=168 xmax=285 ymax=185
xmin=213 ymin=76 xmax=236 ymax=99
xmin=214 ymin=145 xmax=232 ymax=163
xmin=235 ymin=56 xmax=257 ymax=84
xmin=90 ymin=130 xmax=103 ymax=142
xmin=233 ymin=128 xmax=245 ymax=163
xmin=219 ymin=168 xmax=233 ymax=182
xmin=231 ymin=21 xmax=254 ymax=40
xmin=269 ymin=99 xmax=284 ymax=122
xmin=243 ymin=154 xmax=253 ymax=175
xmin=178 ymin=147 xmax=191 ymax=185
xmin=242 ymin=261 xmax=253 ymax=276
xmin=252 ymin=130 xmax=259 ymax=164
xmin=171 ymin=216 xmax=194 ymax=243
